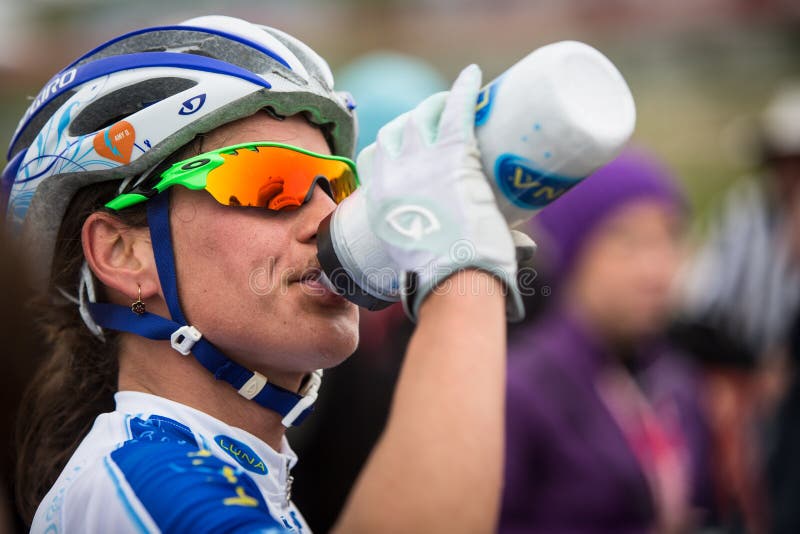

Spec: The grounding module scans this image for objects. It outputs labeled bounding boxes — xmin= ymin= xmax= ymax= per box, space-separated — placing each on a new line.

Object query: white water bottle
xmin=475 ymin=40 xmax=635 ymax=226
xmin=317 ymin=41 xmax=636 ymax=310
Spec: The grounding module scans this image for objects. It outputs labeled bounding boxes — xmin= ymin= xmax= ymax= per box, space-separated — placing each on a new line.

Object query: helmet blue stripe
xmin=66 ymin=25 xmax=293 ymax=71
xmin=9 ymin=52 xmax=272 ymax=160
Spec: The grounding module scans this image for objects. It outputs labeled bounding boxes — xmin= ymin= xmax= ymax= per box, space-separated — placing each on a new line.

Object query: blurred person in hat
xmin=500 ymin=147 xmax=713 ymax=533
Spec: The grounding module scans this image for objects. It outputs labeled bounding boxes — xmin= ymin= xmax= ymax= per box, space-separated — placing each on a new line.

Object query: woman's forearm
xmin=334 ymin=270 xmax=507 ymax=534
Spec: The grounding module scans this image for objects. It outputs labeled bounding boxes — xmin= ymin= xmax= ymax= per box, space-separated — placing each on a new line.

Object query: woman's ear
xmin=81 ymin=212 xmax=160 ymax=302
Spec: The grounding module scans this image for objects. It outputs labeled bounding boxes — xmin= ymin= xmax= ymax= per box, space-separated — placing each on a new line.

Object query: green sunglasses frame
xmin=105 ymin=141 xmax=359 ymax=211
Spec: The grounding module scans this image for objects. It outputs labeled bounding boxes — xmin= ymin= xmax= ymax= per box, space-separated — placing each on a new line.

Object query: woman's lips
xmin=297 ymin=269 xmax=349 ymax=306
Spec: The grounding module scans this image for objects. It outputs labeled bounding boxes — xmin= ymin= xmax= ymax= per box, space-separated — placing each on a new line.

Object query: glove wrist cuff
xmin=401 ymin=264 xmax=524 ymax=323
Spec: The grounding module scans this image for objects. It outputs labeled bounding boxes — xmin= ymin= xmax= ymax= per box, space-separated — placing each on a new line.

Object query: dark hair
xmin=0 ymin=228 xmax=44 ymax=532
xmin=12 ymin=136 xmax=203 ymax=524
xmin=13 ymin=180 xmax=147 ymax=524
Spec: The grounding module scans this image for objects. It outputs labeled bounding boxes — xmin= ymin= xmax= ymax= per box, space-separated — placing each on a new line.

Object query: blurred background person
xmin=289 ymin=51 xmax=447 ymax=533
xmin=766 ymin=82 xmax=800 ymax=534
xmin=672 ymin=83 xmax=800 ymax=534
xmin=501 ymin=148 xmax=713 ymax=533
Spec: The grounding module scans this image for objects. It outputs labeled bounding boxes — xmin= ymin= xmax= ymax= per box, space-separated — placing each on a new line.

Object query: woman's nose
xmin=295 ymin=185 xmax=337 ymax=243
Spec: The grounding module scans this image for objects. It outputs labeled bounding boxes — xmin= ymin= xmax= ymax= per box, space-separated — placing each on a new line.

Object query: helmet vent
xmin=69 ymin=77 xmax=196 ymax=136
xmin=9 ymin=90 xmax=76 ymax=159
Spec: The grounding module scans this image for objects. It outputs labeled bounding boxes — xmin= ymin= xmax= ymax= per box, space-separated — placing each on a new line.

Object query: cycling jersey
xmin=30 ymin=391 xmax=309 ymax=533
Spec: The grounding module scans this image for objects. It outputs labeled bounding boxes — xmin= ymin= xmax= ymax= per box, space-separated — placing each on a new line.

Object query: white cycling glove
xmin=356 ymin=64 xmax=524 ymax=321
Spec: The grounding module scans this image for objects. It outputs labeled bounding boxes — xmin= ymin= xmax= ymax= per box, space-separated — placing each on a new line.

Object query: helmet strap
xmin=86 ymin=189 xmax=318 ymax=427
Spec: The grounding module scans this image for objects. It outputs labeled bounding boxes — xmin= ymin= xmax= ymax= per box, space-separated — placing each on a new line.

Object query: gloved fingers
xmin=374 ymin=110 xmax=411 ymax=159
xmin=406 ymin=91 xmax=448 ymax=146
xmin=355 ymin=143 xmax=376 ymax=185
xmin=438 ymin=64 xmax=482 ymax=142
xmin=510 ymin=230 xmax=537 ymax=262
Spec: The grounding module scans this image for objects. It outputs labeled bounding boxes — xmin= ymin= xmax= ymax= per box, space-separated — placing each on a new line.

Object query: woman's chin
xmin=318 ymin=329 xmax=360 ymax=368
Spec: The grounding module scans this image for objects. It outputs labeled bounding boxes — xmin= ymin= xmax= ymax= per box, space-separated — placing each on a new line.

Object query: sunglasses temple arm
xmin=105 ymin=192 xmax=150 ymax=211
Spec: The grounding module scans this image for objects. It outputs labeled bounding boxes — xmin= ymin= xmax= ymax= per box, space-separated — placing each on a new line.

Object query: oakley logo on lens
xmin=178 ymin=94 xmax=207 ymax=116
xmin=385 ymin=205 xmax=441 ymax=241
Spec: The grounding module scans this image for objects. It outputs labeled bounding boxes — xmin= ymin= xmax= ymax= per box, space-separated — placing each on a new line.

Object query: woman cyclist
xmin=4 ymin=14 xmax=519 ymax=533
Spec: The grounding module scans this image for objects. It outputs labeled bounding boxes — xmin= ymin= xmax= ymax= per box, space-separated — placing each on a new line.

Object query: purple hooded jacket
xmin=500 ymin=149 xmax=712 ymax=533
xmin=501 ymin=306 xmax=711 ymax=533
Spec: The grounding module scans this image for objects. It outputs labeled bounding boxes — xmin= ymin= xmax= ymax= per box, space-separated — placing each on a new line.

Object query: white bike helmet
xmin=3 ymin=14 xmax=356 ymax=284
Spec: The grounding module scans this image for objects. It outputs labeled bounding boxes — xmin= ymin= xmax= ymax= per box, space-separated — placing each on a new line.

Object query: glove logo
xmin=179 ymin=93 xmax=207 ymax=115
xmin=385 ymin=205 xmax=441 ymax=241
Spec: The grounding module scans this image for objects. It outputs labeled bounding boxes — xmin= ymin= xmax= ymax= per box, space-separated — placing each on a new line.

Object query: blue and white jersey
xmin=31 ymin=391 xmax=309 ymax=533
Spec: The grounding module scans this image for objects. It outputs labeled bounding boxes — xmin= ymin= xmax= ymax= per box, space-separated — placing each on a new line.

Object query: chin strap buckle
xmin=238 ymin=372 xmax=268 ymax=400
xmin=281 ymin=369 xmax=324 ymax=427
xmin=170 ymin=325 xmax=202 ymax=355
